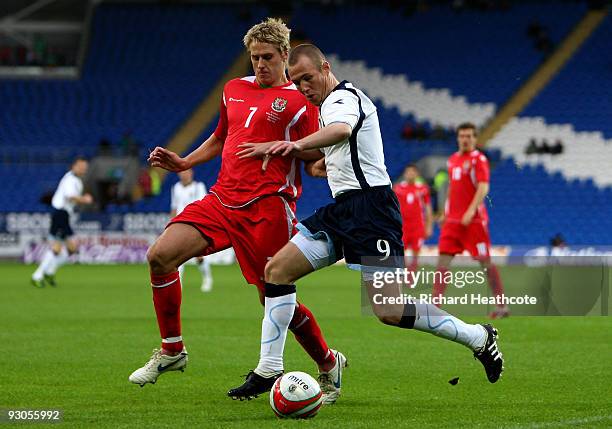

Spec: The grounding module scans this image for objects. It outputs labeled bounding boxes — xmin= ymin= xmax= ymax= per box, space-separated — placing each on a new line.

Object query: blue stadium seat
xmin=523 ymin=15 xmax=612 ymax=138
xmin=0 ymin=3 xmax=263 ymax=212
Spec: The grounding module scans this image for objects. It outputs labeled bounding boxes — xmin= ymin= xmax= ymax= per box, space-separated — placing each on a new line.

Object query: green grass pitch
xmin=1 ymin=263 xmax=611 ymax=428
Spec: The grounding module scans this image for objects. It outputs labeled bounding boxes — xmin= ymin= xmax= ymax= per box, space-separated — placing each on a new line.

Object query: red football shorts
xmin=402 ymin=229 xmax=425 ymax=254
xmin=169 ymin=194 xmax=296 ymax=290
xmin=438 ymin=220 xmax=491 ymax=259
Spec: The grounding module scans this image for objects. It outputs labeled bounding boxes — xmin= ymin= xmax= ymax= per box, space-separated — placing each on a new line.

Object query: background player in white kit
xmin=31 ymin=157 xmax=93 ymax=288
xmin=170 ymin=169 xmax=213 ymax=292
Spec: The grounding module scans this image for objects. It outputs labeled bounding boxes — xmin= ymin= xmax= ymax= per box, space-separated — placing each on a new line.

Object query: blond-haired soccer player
xmin=31 ymin=157 xmax=93 ymax=288
xmin=129 ymin=20 xmax=344 ymax=402
xmin=233 ymin=44 xmax=504 ymax=398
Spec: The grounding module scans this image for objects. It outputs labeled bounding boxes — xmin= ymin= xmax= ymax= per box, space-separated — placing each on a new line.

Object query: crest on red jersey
xmin=271 ymin=97 xmax=288 ymax=112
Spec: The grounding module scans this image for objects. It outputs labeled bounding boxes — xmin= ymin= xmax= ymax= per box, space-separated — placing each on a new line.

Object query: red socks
xmin=408 ymin=257 xmax=419 ymax=274
xmin=432 ymin=267 xmax=449 ymax=307
xmin=486 ymin=264 xmax=505 ymax=299
xmin=289 ymin=303 xmax=336 ymax=371
xmin=149 ymin=273 xmax=336 ymax=367
xmin=151 ymin=271 xmax=183 ymax=353
xmin=432 ymin=265 xmax=504 ymax=308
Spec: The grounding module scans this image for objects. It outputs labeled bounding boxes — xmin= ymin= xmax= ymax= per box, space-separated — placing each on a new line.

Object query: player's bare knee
xmin=51 ymin=242 xmax=62 ymax=254
xmin=264 ymin=258 xmax=294 ymax=284
xmin=146 ymin=244 xmax=172 ymax=274
xmin=66 ymin=241 xmax=78 ymax=255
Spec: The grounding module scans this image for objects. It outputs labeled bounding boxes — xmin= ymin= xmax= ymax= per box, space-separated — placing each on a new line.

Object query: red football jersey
xmin=211 ymin=76 xmax=319 ymax=207
xmin=393 ymin=181 xmax=430 ymax=234
xmin=445 ymin=150 xmax=489 ymax=223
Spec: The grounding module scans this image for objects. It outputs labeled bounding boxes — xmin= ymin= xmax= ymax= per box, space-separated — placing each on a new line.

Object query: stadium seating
xmin=522 ymin=14 xmax=612 ymax=138
xmin=488 ymin=159 xmax=612 ymax=245
xmin=290 ymin=3 xmax=610 ymax=245
xmin=488 ymin=117 xmax=612 ymax=187
xmin=490 ymin=15 xmax=612 ymax=187
xmin=2 ymin=2 xmax=609 ymax=246
xmin=0 ymin=3 xmax=262 ymax=212
xmin=291 ymin=2 xmax=585 ymax=105
xmin=485 ymin=14 xmax=612 ymax=245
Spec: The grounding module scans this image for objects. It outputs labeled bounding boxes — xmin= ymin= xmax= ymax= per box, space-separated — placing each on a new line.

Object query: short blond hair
xmin=243 ymin=17 xmax=291 ymax=53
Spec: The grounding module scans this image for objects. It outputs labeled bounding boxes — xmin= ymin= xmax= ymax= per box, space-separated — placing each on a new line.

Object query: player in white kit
xmin=31 ymin=157 xmax=93 ymax=287
xmin=230 ymin=44 xmax=504 ymax=401
xmin=170 ymin=169 xmax=213 ymax=292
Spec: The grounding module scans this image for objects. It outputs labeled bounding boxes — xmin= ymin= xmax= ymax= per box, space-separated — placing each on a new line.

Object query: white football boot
xmin=317 ymin=349 xmax=348 ymax=404
xmin=129 ymin=348 xmax=188 ymax=387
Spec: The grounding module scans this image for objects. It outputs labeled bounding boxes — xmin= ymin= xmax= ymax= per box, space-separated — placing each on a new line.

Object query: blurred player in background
xmin=233 ymin=44 xmax=504 ymax=400
xmin=31 ymin=157 xmax=93 ymax=288
xmin=129 ymin=18 xmax=342 ymax=398
xmin=393 ymin=164 xmax=432 ymax=272
xmin=170 ymin=169 xmax=213 ymax=292
xmin=434 ymin=123 xmax=509 ymax=319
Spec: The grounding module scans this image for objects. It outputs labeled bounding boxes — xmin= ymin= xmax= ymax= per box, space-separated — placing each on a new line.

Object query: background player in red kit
xmin=129 ymin=18 xmax=342 ymax=397
xmin=393 ymin=164 xmax=433 ymax=273
xmin=433 ymin=123 xmax=509 ymax=319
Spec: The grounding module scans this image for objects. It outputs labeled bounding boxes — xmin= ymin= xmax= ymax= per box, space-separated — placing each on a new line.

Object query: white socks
xmin=177 ymin=259 xmax=212 ymax=290
xmin=413 ymin=302 xmax=487 ymax=351
xmin=33 ymin=249 xmax=55 ymax=280
xmin=177 ymin=264 xmax=185 ymax=287
xmin=33 ymin=247 xmax=69 ymax=280
xmin=255 ymin=284 xmax=296 ymax=377
xmin=197 ymin=258 xmax=211 ymax=279
xmin=46 ymin=247 xmax=68 ymax=276
xmin=198 ymin=258 xmax=212 ymax=291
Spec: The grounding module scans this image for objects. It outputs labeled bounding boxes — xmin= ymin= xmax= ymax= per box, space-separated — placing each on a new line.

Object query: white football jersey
xmin=319 ymin=80 xmax=391 ymax=197
xmin=171 ymin=181 xmax=207 ymax=215
xmin=51 ymin=171 xmax=84 ymax=214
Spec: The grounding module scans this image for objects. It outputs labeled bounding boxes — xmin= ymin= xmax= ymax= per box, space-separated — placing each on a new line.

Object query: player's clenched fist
xmin=148 ymin=147 xmax=190 ymax=172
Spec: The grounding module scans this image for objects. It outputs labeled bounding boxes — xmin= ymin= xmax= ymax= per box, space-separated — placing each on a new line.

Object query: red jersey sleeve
xmin=213 ymin=92 xmax=228 ymax=141
xmin=290 ymin=102 xmax=319 ymax=141
xmin=475 ymin=153 xmax=490 ymax=183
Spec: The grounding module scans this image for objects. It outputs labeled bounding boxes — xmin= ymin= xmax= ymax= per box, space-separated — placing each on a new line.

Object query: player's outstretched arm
xmin=268 ymin=123 xmax=352 ymax=156
xmin=69 ymin=194 xmax=93 ymax=206
xmin=149 ymin=134 xmax=223 ymax=172
xmin=236 ymin=142 xmax=323 ymax=160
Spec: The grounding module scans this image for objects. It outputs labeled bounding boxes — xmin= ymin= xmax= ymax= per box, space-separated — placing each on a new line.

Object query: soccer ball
xmin=269 ymin=371 xmax=323 ymax=419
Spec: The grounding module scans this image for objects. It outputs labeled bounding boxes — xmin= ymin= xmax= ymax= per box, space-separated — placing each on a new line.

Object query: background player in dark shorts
xmin=31 ymin=157 xmax=93 ymax=288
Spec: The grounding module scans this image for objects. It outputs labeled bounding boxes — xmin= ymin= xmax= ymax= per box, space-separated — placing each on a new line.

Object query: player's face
xmin=249 ymin=42 xmax=288 ymax=87
xmin=178 ymin=169 xmax=193 ymax=185
xmin=288 ymin=56 xmax=329 ymax=106
xmin=404 ymin=167 xmax=418 ymax=182
xmin=457 ymin=129 xmax=477 ymax=153
xmin=72 ymin=160 xmax=88 ymax=177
